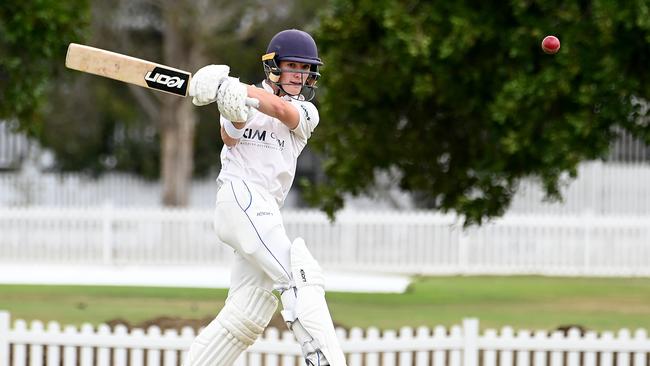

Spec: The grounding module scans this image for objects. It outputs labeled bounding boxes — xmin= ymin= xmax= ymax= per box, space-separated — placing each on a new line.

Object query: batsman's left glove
xmin=189 ymin=65 xmax=230 ymax=106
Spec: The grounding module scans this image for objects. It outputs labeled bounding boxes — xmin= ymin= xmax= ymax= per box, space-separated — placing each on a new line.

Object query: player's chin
xmin=285 ymin=84 xmax=302 ymax=96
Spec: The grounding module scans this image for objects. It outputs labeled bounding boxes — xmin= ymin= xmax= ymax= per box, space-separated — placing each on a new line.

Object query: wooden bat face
xmin=65 ymin=43 xmax=191 ymax=97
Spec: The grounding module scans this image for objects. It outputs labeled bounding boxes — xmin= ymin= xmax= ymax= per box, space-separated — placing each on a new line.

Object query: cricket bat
xmin=65 ymin=43 xmax=260 ymax=109
xmin=65 ymin=43 xmax=192 ymax=97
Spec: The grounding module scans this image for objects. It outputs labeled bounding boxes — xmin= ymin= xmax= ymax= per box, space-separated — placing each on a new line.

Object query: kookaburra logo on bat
xmin=144 ymin=66 xmax=190 ymax=96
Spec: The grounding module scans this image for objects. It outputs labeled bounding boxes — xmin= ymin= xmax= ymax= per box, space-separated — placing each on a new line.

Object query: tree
xmin=91 ymin=0 xmax=253 ymax=205
xmin=36 ymin=0 xmax=323 ymax=205
xmin=0 ymin=0 xmax=88 ymax=134
xmin=307 ymin=0 xmax=650 ymax=223
xmin=109 ymin=0 xmax=323 ymax=206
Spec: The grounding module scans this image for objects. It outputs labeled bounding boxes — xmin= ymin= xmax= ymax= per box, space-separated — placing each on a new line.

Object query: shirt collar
xmin=262 ymin=80 xmax=274 ymax=93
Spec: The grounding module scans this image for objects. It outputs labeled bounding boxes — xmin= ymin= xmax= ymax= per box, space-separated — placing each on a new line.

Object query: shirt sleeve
xmin=290 ymin=100 xmax=320 ymax=141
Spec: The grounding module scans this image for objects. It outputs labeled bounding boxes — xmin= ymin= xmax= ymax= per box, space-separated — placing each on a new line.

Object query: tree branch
xmin=128 ymin=85 xmax=160 ymax=127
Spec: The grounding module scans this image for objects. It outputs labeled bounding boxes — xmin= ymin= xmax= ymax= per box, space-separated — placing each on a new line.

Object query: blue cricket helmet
xmin=262 ymin=29 xmax=322 ymax=101
xmin=265 ymin=29 xmax=323 ymax=65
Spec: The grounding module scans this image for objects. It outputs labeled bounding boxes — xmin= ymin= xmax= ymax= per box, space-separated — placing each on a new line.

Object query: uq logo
xmin=143 ymin=66 xmax=190 ymax=96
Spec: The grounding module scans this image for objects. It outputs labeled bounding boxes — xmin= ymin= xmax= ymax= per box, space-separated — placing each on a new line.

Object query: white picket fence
xmin=1 ymin=207 xmax=649 ymax=276
xmin=1 ymin=311 xmax=649 ymax=366
xmin=508 ymin=161 xmax=650 ymax=215
xmin=0 ymin=172 xmax=226 ymax=208
xmin=2 ymin=161 xmax=650 ymax=215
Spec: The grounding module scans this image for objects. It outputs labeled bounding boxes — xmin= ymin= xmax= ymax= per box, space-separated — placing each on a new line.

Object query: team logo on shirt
xmin=243 ymin=128 xmax=266 ymax=141
xmin=242 ymin=128 xmax=285 ymax=149
xmin=270 ymin=132 xmax=285 ymax=148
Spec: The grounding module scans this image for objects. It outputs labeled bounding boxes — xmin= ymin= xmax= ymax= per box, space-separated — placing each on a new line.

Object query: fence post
xmin=341 ymin=212 xmax=358 ymax=268
xmin=463 ymin=318 xmax=479 ymax=366
xmin=102 ymin=202 xmax=114 ymax=265
xmin=582 ymin=210 xmax=593 ymax=275
xmin=0 ymin=311 xmax=10 ymax=366
xmin=458 ymin=229 xmax=470 ymax=274
xmin=591 ymin=161 xmax=602 ymax=214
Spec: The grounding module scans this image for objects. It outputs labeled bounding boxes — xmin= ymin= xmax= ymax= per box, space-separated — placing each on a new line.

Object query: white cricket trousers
xmin=214 ymin=179 xmax=294 ymax=297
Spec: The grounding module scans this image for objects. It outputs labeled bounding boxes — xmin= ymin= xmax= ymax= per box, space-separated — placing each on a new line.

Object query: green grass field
xmin=1 ymin=276 xmax=649 ymax=332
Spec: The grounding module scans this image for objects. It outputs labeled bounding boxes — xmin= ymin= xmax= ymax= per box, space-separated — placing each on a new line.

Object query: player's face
xmin=278 ymin=61 xmax=311 ymax=95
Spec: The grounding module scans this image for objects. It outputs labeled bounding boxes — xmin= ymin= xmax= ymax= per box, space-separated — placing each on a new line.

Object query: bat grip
xmin=245 ymin=97 xmax=260 ymax=109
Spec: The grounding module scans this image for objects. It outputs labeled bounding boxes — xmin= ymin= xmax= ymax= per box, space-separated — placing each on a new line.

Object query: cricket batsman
xmin=183 ymin=29 xmax=347 ymax=366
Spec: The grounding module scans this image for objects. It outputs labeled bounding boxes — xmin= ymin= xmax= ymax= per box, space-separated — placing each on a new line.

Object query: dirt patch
xmin=104 ymin=316 xmax=585 ymax=338
xmin=555 ymin=324 xmax=588 ymax=335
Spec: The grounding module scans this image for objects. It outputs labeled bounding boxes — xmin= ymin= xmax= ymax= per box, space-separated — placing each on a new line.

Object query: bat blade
xmin=65 ymin=43 xmax=191 ymax=97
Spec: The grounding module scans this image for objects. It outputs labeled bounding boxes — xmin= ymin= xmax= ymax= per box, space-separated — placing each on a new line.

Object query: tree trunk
xmin=160 ymin=96 xmax=196 ymax=206
xmin=159 ymin=0 xmax=202 ymax=207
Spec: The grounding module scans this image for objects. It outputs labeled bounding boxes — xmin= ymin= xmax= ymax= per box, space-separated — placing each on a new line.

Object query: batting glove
xmin=217 ymin=77 xmax=255 ymax=122
xmin=189 ymin=65 xmax=230 ymax=106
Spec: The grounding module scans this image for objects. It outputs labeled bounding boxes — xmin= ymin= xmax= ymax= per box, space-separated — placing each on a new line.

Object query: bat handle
xmin=245 ymin=97 xmax=260 ymax=109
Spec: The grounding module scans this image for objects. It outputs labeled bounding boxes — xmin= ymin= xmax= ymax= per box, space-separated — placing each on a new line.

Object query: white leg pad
xmin=289 ymin=238 xmax=347 ymax=366
xmin=184 ymin=286 xmax=278 ymax=366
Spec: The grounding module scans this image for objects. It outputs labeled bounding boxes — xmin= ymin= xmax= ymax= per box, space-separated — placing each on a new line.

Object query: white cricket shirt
xmin=217 ymin=81 xmax=319 ymax=207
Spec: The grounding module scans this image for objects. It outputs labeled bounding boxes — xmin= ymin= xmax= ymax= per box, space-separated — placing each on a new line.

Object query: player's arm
xmin=211 ymin=76 xmax=302 ymax=139
xmin=220 ymin=123 xmax=244 ymax=147
xmin=220 ymin=116 xmax=246 ymax=147
xmin=246 ymin=85 xmax=300 ymax=130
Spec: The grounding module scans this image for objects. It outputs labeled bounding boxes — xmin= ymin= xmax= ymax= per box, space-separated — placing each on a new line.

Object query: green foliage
xmin=39 ymin=72 xmax=160 ymax=176
xmin=309 ymin=0 xmax=650 ymax=224
xmin=0 ymin=0 xmax=89 ymax=134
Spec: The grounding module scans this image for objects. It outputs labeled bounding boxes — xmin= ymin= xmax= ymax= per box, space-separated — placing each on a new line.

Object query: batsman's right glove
xmin=217 ymin=77 xmax=258 ymax=122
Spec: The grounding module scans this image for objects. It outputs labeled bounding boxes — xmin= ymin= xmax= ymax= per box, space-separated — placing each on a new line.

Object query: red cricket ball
xmin=541 ymin=35 xmax=561 ymax=54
